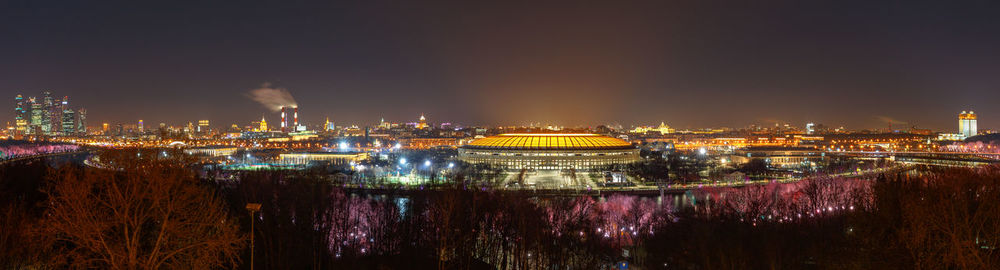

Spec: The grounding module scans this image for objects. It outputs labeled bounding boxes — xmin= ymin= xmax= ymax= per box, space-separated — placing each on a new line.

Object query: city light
xmin=2 ymin=3 xmax=998 ymax=269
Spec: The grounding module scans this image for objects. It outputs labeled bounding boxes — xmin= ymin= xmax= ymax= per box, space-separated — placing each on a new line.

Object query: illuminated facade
xmin=416 ymin=114 xmax=428 ymax=129
xmin=14 ymin=91 xmax=86 ymax=136
xmin=60 ymin=110 xmax=76 ymax=135
xmin=14 ymin=95 xmax=26 ymax=135
xmin=258 ymin=116 xmax=268 ymax=132
xmin=458 ymin=133 xmax=640 ymax=170
xmin=198 ymin=120 xmax=210 ymax=132
xmin=279 ymin=151 xmax=369 ymax=166
xmin=629 ymin=122 xmax=673 ymax=135
xmin=76 ymin=109 xmax=86 ymax=134
xmin=959 ymin=111 xmax=977 ymax=138
xmin=378 ymin=117 xmax=391 ymax=129
xmin=183 ymin=146 xmax=239 ymax=157
xmin=729 ymin=147 xmax=828 ymax=169
xmin=403 ymin=137 xmax=460 ymax=149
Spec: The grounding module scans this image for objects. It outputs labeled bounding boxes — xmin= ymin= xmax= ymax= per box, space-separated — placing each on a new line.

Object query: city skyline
xmin=6 ymin=89 xmax=993 ymax=133
xmin=5 ymin=90 xmax=987 ymax=142
xmin=4 ymin=2 xmax=1000 ymax=268
xmin=3 ymin=1 xmax=1000 ymax=130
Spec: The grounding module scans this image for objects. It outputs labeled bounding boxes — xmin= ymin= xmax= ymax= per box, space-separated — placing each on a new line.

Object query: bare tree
xmin=895 ymin=168 xmax=1000 ymax=269
xmin=40 ymin=150 xmax=245 ymax=269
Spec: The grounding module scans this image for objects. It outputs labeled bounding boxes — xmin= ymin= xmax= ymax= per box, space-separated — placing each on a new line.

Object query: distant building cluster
xmin=4 ymin=90 xmax=990 ymax=165
xmin=13 ymin=91 xmax=87 ymax=137
xmin=629 ymin=122 xmax=674 ymax=135
xmin=938 ymin=111 xmax=979 ymax=141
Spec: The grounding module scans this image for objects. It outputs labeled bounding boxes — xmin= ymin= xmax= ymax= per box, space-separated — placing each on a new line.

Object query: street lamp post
xmin=245 ymin=203 xmax=262 ymax=270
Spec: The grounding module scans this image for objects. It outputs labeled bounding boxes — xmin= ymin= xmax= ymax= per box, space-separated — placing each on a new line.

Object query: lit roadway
xmin=829 ymin=151 xmax=1000 ymax=157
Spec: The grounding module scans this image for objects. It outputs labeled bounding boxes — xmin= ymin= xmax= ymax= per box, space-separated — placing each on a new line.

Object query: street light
xmin=245 ymin=203 xmax=262 ymax=270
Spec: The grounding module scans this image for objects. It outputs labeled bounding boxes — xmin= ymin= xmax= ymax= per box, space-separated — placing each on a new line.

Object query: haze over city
xmin=3 ymin=0 xmax=999 ymax=129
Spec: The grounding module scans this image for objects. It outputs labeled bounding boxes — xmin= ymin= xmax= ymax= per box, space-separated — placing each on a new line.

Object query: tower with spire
xmin=417 ymin=113 xmax=428 ymax=129
xmin=325 ymin=117 xmax=335 ymax=131
xmin=259 ymin=114 xmax=268 ymax=132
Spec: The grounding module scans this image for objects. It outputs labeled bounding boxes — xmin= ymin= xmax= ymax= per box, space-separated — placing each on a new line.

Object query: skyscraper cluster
xmin=14 ymin=91 xmax=87 ymax=136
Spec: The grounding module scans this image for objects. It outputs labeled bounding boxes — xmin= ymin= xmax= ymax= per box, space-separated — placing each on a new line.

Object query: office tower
xmin=31 ymin=101 xmax=45 ymax=135
xmin=61 ymin=109 xmax=76 ymax=135
xmin=198 ymin=120 xmax=209 ymax=132
xmin=14 ymin=94 xmax=26 ymax=135
xmin=76 ymin=109 xmax=87 ymax=134
xmin=959 ymin=111 xmax=978 ymax=138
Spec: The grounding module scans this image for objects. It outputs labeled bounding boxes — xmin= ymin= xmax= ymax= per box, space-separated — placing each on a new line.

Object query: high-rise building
xmin=138 ymin=120 xmax=144 ymax=133
xmin=959 ymin=111 xmax=978 ymax=138
xmin=30 ymin=101 xmax=45 ymax=135
xmin=43 ymin=92 xmax=65 ymax=134
xmin=14 ymin=95 xmax=27 ymax=135
xmin=198 ymin=120 xmax=209 ymax=132
xmin=39 ymin=92 xmax=53 ymax=135
xmin=61 ymin=109 xmax=76 ymax=135
xmin=76 ymin=109 xmax=87 ymax=134
xmin=15 ymin=91 xmax=85 ymax=136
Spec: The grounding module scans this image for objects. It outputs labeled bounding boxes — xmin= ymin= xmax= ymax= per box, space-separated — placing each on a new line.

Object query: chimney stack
xmin=280 ymin=106 xmax=287 ymax=132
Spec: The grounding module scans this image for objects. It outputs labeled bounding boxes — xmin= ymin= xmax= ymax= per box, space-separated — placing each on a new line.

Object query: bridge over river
xmin=829 ymin=151 xmax=1000 ymax=167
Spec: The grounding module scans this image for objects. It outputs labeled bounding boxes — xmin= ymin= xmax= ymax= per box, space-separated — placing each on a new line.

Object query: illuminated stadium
xmin=458 ymin=133 xmax=640 ymax=170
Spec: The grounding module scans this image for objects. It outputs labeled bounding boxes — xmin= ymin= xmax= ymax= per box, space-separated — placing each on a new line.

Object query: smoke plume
xmin=246 ymin=83 xmax=297 ymax=112
xmin=876 ymin=116 xmax=908 ymax=125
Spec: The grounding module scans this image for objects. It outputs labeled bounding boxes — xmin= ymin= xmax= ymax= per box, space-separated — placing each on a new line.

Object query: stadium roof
xmin=463 ymin=133 xmax=634 ymax=150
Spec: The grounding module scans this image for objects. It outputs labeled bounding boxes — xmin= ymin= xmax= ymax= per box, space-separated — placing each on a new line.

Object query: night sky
xmin=2 ymin=0 xmax=999 ymax=130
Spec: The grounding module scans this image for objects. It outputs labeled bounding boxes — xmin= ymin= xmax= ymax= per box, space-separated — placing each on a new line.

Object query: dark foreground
xmin=1 ymin=149 xmax=998 ymax=269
